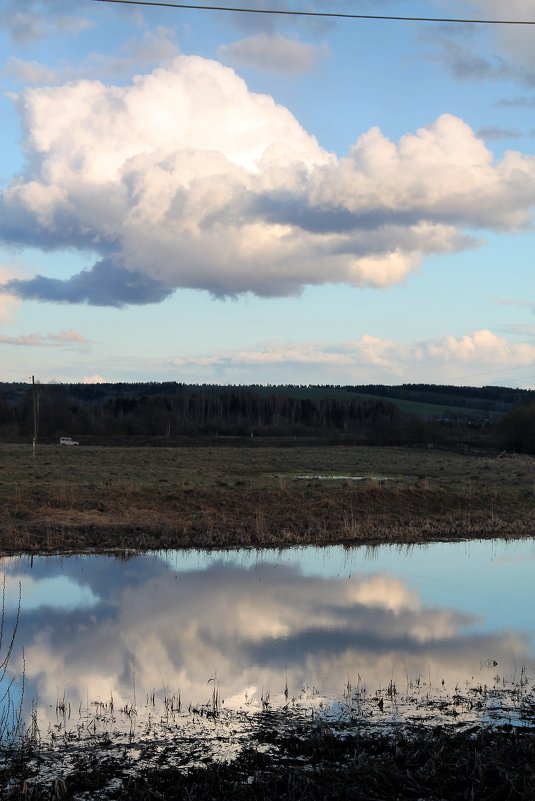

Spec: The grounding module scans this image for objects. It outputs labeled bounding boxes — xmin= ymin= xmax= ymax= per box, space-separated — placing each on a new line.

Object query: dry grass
xmin=0 ymin=443 xmax=533 ymax=553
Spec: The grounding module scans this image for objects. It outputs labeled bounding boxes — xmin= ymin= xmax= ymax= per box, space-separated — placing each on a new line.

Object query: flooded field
xmin=1 ymin=538 xmax=534 ymax=798
xmin=1 ymin=538 xmax=534 ymax=746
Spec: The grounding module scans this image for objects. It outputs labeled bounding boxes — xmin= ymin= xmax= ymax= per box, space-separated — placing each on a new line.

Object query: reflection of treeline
xmin=0 ymin=382 xmax=534 ymax=451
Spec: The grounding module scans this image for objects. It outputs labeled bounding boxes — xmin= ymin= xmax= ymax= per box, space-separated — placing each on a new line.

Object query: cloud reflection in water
xmin=2 ymin=547 xmax=533 ymax=729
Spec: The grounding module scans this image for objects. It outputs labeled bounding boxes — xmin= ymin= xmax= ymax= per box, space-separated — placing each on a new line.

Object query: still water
xmin=1 ymin=538 xmax=534 ymax=739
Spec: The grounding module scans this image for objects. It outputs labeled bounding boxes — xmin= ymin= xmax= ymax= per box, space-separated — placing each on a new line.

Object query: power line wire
xmin=426 ymin=362 xmax=535 ymax=387
xmin=448 ymin=374 xmax=535 ymax=387
xmin=498 ymin=375 xmax=535 ymax=385
xmin=90 ymin=0 xmax=535 ymax=26
xmin=441 ymin=362 xmax=535 ymax=383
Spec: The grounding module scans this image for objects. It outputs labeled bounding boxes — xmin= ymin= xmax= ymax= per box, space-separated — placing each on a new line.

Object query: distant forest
xmin=1 ymin=381 xmax=534 ymax=452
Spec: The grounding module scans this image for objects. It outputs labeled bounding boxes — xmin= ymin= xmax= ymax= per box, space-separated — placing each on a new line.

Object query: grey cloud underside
xmin=4 ymin=259 xmax=172 ymax=307
xmin=200 ymin=178 xmax=533 ymax=235
xmin=0 ymin=170 xmax=525 ymax=305
xmin=234 ymin=193 xmax=423 ymax=233
xmin=246 ymin=626 xmax=489 ymax=668
xmin=0 ymin=195 xmax=121 ymax=253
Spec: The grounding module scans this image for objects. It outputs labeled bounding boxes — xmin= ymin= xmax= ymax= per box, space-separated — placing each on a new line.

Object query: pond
xmin=1 ymin=538 xmax=534 ymax=748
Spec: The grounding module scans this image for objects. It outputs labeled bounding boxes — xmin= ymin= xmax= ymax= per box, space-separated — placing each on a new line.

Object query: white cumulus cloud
xmin=1 ymin=57 xmax=535 ymax=306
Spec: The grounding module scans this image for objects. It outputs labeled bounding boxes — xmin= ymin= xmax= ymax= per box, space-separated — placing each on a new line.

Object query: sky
xmin=0 ymin=0 xmax=535 ymax=386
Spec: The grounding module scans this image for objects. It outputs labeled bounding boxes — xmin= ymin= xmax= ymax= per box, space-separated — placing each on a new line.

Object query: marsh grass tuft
xmin=0 ymin=578 xmax=23 ymax=746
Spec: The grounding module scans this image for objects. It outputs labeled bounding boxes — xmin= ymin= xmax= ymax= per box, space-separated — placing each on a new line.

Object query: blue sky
xmin=0 ymin=0 xmax=534 ymax=386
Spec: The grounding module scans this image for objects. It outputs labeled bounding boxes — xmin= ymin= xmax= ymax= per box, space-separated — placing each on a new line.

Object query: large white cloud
xmin=1 ymin=56 xmax=535 ymax=305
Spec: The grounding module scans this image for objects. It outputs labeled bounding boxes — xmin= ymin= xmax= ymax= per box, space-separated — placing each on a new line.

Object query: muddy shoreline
xmin=3 ymin=715 xmax=535 ymax=800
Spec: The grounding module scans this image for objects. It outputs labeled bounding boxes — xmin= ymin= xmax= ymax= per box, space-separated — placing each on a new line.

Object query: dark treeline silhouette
xmin=0 ymin=381 xmax=533 ymax=450
xmin=0 ymin=382 xmax=401 ymax=442
xmin=499 ymin=403 xmax=535 ymax=454
xmin=344 ymin=383 xmax=534 ymax=412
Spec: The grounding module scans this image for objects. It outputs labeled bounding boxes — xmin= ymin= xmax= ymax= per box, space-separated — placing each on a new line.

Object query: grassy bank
xmin=0 ymin=443 xmax=533 ymax=553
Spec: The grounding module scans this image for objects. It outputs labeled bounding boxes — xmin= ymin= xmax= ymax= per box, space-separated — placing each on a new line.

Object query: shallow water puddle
xmin=294 ymin=474 xmax=398 ymax=480
xmin=1 ymin=538 xmax=534 ymax=747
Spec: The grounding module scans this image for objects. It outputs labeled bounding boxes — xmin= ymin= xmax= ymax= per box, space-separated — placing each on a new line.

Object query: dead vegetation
xmin=2 ymin=715 xmax=535 ymax=800
xmin=0 ymin=444 xmax=533 ymax=554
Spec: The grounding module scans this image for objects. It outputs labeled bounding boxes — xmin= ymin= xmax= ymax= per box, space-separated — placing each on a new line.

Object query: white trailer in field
xmin=59 ymin=437 xmax=79 ymax=445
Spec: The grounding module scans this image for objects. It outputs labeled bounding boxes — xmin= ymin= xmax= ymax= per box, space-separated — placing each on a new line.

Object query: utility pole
xmin=32 ymin=375 xmax=38 ymax=458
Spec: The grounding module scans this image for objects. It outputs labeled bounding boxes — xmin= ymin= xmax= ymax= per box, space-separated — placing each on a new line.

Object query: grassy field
xmin=346 ymin=391 xmax=489 ymax=418
xmin=0 ymin=443 xmax=533 ymax=553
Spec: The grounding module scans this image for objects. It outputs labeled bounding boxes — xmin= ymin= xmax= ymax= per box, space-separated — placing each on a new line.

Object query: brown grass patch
xmin=0 ymin=443 xmax=533 ymax=553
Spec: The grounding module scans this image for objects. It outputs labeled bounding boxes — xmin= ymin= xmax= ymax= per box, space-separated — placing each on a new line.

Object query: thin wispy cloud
xmin=5 ymin=58 xmax=60 ymax=85
xmin=0 ymin=1 xmax=92 ymax=45
xmin=476 ymin=125 xmax=522 ymax=141
xmin=171 ymin=329 xmax=535 ymax=385
xmin=4 ymin=27 xmax=181 ymax=87
xmin=496 ymin=96 xmax=535 ymax=108
xmin=498 ymin=324 xmax=535 ymax=338
xmin=418 ymin=1 xmax=535 ymax=87
xmin=435 ymin=39 xmax=511 ymax=83
xmin=85 ymin=26 xmax=181 ymax=78
xmin=494 ymin=297 xmax=535 ymax=309
xmin=219 ymin=33 xmax=328 ymax=74
xmin=0 ymin=329 xmax=88 ymax=347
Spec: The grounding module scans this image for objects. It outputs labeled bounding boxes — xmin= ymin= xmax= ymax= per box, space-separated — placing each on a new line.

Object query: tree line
xmin=0 ymin=382 xmax=533 ymax=452
xmin=0 ymin=383 xmax=401 ymax=442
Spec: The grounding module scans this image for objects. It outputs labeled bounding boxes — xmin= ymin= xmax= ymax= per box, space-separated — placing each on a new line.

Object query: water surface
xmin=1 ymin=538 xmax=534 ymax=740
